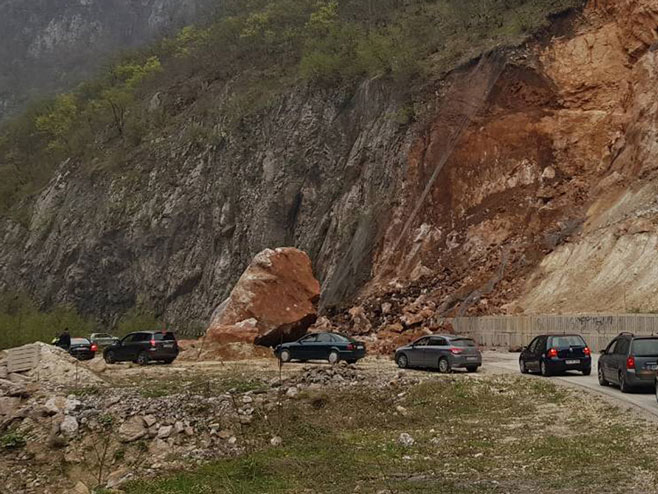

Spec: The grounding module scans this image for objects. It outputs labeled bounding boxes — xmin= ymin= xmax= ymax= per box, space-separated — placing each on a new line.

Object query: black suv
xmin=519 ymin=334 xmax=591 ymax=376
xmin=599 ymin=333 xmax=658 ymax=392
xmin=103 ymin=331 xmax=179 ymax=365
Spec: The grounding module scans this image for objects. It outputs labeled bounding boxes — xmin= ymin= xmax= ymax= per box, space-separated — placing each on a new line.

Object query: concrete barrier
xmin=446 ymin=314 xmax=658 ymax=352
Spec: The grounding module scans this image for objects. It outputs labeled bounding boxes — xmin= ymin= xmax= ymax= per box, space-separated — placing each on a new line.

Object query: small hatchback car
xmin=519 ymin=334 xmax=591 ymax=376
xmin=395 ymin=335 xmax=482 ymax=373
xmin=599 ymin=333 xmax=658 ymax=392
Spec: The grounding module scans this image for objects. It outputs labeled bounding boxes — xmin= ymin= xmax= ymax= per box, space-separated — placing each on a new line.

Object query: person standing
xmin=58 ymin=328 xmax=71 ymax=349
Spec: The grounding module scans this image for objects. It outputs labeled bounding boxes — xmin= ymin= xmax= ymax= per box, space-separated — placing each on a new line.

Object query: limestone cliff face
xmin=3 ymin=0 xmax=658 ymax=333
xmin=0 ymin=0 xmax=218 ymax=120
xmin=0 ymin=83 xmax=408 ymax=331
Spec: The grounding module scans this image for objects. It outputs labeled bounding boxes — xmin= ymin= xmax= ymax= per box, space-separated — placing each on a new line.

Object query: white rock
xmin=119 ymin=416 xmax=146 ymax=443
xmin=286 ymin=386 xmax=299 ymax=398
xmin=174 ymin=421 xmax=185 ymax=433
xmin=270 ymin=436 xmax=282 ymax=447
xmin=157 ymin=425 xmax=173 ymax=439
xmin=143 ymin=415 xmax=157 ymax=428
xmin=397 ymin=433 xmax=415 ymax=447
xmin=395 ymin=405 xmax=408 ymax=417
xmin=60 ymin=416 xmax=79 ymax=436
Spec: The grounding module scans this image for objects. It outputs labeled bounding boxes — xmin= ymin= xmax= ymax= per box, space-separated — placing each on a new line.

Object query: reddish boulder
xmin=208 ymin=248 xmax=321 ymax=347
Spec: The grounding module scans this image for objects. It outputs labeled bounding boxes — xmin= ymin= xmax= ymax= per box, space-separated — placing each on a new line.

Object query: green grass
xmin=0 ymin=292 xmax=96 ymax=350
xmin=124 ymin=376 xmax=658 ymax=493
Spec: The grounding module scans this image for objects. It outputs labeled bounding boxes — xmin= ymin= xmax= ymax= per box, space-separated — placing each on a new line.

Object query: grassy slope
xmin=0 ymin=0 xmax=583 ymax=221
xmin=125 ymin=375 xmax=658 ymax=493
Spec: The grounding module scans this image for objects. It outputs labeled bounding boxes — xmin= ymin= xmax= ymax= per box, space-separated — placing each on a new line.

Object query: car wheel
xmin=540 ymin=360 xmax=551 ymax=377
xmin=279 ymin=349 xmax=291 ymax=363
xmin=137 ymin=352 xmax=149 ymax=366
xmin=328 ymin=351 xmax=340 ymax=365
xmin=396 ymin=353 xmax=408 ymax=369
xmin=438 ymin=357 xmax=451 ymax=374
xmin=519 ymin=360 xmax=529 ymax=374
xmin=582 ymin=367 xmax=591 ymax=376
xmin=619 ymin=371 xmax=630 ymax=393
xmin=104 ymin=351 xmax=116 ymax=364
xmin=598 ymin=366 xmax=609 ymax=386
xmin=466 ymin=366 xmax=478 ymax=373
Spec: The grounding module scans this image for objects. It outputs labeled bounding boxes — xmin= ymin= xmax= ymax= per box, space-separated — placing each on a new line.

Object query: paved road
xmin=483 ymin=351 xmax=658 ymax=419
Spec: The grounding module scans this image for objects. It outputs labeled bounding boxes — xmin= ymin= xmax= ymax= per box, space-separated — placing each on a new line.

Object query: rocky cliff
xmin=4 ymin=0 xmax=658 ymax=335
xmin=0 ymin=0 xmax=218 ymax=120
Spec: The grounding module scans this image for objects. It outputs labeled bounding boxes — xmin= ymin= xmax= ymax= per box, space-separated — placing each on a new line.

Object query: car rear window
xmin=549 ymin=335 xmax=585 ymax=348
xmin=71 ymin=338 xmax=89 ymax=345
xmin=631 ymin=338 xmax=658 ymax=357
xmin=452 ymin=338 xmax=476 ymax=347
xmin=153 ymin=332 xmax=176 ymax=341
xmin=331 ymin=334 xmax=352 ymax=342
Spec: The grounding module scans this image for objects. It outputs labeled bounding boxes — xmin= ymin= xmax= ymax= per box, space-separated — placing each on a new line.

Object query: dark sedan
xmin=68 ymin=338 xmax=97 ymax=361
xmin=274 ymin=332 xmax=366 ymax=364
xmin=395 ymin=335 xmax=482 ymax=373
xmin=519 ymin=334 xmax=591 ymax=376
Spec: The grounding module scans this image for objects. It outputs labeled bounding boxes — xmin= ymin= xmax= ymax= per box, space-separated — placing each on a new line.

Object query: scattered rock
xmin=119 ymin=416 xmax=147 ymax=443
xmin=157 ymin=425 xmax=173 ymax=439
xmin=270 ymin=436 xmax=283 ymax=447
xmin=60 ymin=416 xmax=79 ymax=436
xmin=398 ymin=433 xmax=415 ymax=447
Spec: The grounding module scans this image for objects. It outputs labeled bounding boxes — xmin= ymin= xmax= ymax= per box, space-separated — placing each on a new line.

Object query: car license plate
xmin=467 ymin=356 xmax=478 ymax=361
xmin=566 ymin=359 xmax=579 ymax=365
xmin=163 ymin=343 xmax=174 ymax=348
xmin=646 ymin=363 xmax=658 ymax=370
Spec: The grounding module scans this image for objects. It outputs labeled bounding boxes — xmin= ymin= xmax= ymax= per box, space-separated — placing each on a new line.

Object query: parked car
xmin=519 ymin=334 xmax=591 ymax=376
xmin=395 ymin=335 xmax=482 ymax=373
xmin=103 ymin=331 xmax=179 ymax=365
xmin=274 ymin=332 xmax=366 ymax=364
xmin=599 ymin=332 xmax=658 ymax=392
xmin=89 ymin=332 xmax=120 ymax=347
xmin=68 ymin=338 xmax=97 ymax=361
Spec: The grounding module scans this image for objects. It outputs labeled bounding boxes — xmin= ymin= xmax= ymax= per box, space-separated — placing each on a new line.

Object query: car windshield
xmin=71 ymin=338 xmax=89 ymax=345
xmin=631 ymin=338 xmax=658 ymax=357
xmin=452 ymin=338 xmax=476 ymax=347
xmin=153 ymin=332 xmax=176 ymax=341
xmin=549 ymin=335 xmax=585 ymax=348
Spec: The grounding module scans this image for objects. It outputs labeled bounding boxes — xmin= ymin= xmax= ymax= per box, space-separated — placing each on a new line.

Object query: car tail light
xmin=90 ymin=343 xmax=98 ymax=352
xmin=627 ymin=356 xmax=635 ymax=369
xmin=547 ymin=348 xmax=558 ymax=358
xmin=346 ymin=343 xmax=355 ymax=350
xmin=584 ymin=347 xmax=591 ymax=356
xmin=450 ymin=348 xmax=463 ymax=355
xmin=150 ymin=338 xmax=156 ymax=348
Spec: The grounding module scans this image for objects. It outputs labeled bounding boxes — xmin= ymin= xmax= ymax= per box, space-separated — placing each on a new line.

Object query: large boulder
xmin=207 ymin=248 xmax=321 ymax=347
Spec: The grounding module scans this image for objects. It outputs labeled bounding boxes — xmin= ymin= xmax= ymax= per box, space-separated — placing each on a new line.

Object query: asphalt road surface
xmin=483 ymin=350 xmax=658 ymax=419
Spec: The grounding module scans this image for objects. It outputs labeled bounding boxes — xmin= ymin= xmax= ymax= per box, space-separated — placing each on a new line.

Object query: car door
xmin=123 ymin=333 xmax=147 ymax=361
xmin=426 ymin=336 xmax=449 ymax=369
xmin=408 ymin=337 xmax=429 ymax=367
xmin=610 ymin=338 xmax=630 ymax=383
xmin=523 ymin=337 xmax=540 ymax=372
xmin=600 ymin=339 xmax=618 ymax=381
xmin=295 ymin=334 xmax=318 ymax=360
xmin=314 ymin=333 xmax=334 ymax=360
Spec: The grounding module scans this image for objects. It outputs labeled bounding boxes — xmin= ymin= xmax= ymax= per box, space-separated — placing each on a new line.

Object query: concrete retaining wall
xmin=447 ymin=314 xmax=658 ymax=352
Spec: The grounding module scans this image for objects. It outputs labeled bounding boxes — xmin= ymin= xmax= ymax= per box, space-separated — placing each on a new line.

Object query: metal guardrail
xmin=446 ymin=314 xmax=658 ymax=352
